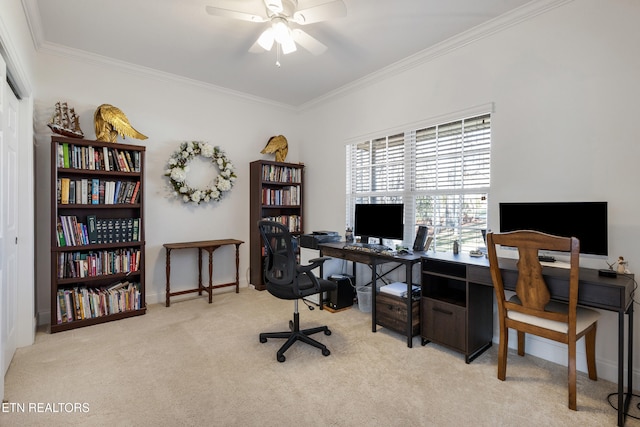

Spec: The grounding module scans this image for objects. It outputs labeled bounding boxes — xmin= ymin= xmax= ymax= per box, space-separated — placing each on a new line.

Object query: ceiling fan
xmin=205 ymin=0 xmax=346 ymax=58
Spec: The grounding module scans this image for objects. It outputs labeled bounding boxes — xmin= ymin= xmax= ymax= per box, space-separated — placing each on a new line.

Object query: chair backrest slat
xmin=487 ymin=230 xmax=580 ymax=328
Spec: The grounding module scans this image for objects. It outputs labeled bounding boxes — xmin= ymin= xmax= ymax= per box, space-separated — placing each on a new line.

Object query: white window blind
xmin=347 ymin=113 xmax=491 ymax=252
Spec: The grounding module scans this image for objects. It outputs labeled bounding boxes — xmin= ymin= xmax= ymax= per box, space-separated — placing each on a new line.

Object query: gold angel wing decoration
xmin=94 ymin=104 xmax=148 ymax=143
xmin=261 ymin=135 xmax=288 ymax=162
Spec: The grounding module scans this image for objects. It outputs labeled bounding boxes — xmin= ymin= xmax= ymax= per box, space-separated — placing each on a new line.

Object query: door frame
xmin=0 ymin=9 xmax=36 ymax=402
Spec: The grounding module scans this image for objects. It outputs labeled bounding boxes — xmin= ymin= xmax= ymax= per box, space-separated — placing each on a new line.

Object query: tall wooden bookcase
xmin=249 ymin=160 xmax=304 ymax=290
xmin=50 ymin=135 xmax=146 ymax=332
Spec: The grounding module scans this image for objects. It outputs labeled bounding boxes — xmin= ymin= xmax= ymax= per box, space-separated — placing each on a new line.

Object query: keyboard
xmin=343 ymin=243 xmax=392 ymax=253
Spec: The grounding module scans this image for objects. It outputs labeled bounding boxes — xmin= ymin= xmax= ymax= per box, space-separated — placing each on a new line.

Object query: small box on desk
xmin=376 ymin=292 xmax=420 ymax=337
xmin=300 ymin=231 xmax=341 ymax=249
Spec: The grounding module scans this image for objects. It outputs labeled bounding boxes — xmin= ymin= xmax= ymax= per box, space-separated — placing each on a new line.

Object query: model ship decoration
xmin=261 ymin=135 xmax=288 ymax=162
xmin=94 ymin=104 xmax=148 ymax=143
xmin=47 ymin=102 xmax=84 ymax=138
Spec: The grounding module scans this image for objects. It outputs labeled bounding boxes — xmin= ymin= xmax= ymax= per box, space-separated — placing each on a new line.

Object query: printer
xmin=300 ymin=231 xmax=341 ymax=249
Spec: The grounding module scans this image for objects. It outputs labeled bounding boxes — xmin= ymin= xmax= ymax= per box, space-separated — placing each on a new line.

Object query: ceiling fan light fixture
xmin=257 ymin=28 xmax=275 ymax=51
xmin=281 ymin=37 xmax=297 ymax=54
xmin=272 ymin=19 xmax=290 ymax=44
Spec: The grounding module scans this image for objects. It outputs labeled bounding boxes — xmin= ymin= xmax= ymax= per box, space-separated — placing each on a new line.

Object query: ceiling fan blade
xmin=205 ymin=5 xmax=266 ymax=23
xmin=291 ymin=29 xmax=327 ymax=55
xmin=292 ymin=0 xmax=346 ymax=25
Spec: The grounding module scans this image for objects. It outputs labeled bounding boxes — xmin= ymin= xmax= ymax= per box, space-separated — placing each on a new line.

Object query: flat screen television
xmin=499 ymin=201 xmax=608 ymax=256
xmin=354 ymin=203 xmax=404 ymax=243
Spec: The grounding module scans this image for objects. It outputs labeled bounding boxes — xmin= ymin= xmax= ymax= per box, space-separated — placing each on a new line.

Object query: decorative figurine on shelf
xmin=47 ymin=101 xmax=84 ymax=138
xmin=94 ymin=104 xmax=148 ymax=143
xmin=260 ymin=134 xmax=288 ymax=162
xmin=617 ymin=256 xmax=628 ymax=274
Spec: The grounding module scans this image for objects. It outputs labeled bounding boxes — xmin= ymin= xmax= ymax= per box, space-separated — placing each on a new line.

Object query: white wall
xmin=298 ymin=0 xmax=640 ymax=384
xmin=32 ymin=52 xmax=302 ymax=320
xmin=12 ymin=0 xmax=640 ymax=387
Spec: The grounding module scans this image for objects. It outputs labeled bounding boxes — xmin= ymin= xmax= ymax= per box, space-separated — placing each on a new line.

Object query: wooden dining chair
xmin=486 ymin=230 xmax=600 ymax=410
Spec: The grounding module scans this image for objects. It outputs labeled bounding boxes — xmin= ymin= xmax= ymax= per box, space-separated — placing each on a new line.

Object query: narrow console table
xmin=164 ymin=239 xmax=243 ymax=307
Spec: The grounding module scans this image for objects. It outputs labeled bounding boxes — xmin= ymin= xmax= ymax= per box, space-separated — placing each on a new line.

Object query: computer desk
xmin=425 ymin=251 xmax=635 ymax=427
xmin=318 ymin=241 xmax=424 ymax=348
xmin=318 ymin=243 xmax=635 ymax=426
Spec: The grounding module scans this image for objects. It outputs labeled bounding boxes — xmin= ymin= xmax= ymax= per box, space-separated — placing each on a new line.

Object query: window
xmin=346 ymin=112 xmax=491 ymax=253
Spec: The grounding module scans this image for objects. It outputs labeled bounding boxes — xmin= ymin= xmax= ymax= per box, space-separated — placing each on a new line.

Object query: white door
xmin=0 ymin=54 xmax=19 ymax=384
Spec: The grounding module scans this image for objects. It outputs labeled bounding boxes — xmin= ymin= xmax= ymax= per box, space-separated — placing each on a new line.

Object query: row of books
xmin=57 ymin=215 xmax=140 ymax=247
xmin=262 ymin=215 xmax=301 ymax=232
xmin=56 ymin=142 xmax=141 ymax=172
xmin=57 ymin=178 xmax=140 ymax=205
xmin=56 ymin=248 xmax=141 ymax=279
xmin=261 ymin=164 xmax=301 ymax=183
xmin=261 ymin=187 xmax=300 ymax=206
xmin=56 ymin=281 xmax=142 ymax=324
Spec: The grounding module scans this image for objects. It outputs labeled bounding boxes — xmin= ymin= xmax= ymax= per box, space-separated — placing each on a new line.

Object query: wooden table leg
xmin=208 ymin=247 xmax=214 ymax=303
xmin=235 ymin=243 xmax=241 ymax=293
xmin=165 ymin=248 xmax=172 ymax=307
xmin=198 ymin=248 xmax=203 ymax=296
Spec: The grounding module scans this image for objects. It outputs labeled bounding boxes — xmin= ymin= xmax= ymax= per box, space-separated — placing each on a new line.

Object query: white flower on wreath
xmin=164 ymin=141 xmax=237 ymax=205
xmin=170 ymin=167 xmax=186 ymax=183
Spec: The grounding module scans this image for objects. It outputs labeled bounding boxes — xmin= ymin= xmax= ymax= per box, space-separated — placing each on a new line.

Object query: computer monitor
xmin=499 ymin=201 xmax=608 ymax=256
xmin=354 ymin=203 xmax=404 ymax=244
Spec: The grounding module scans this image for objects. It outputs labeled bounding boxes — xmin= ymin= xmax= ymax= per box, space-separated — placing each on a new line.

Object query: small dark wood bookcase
xmin=249 ymin=160 xmax=304 ymax=290
xmin=50 ymin=135 xmax=146 ymax=332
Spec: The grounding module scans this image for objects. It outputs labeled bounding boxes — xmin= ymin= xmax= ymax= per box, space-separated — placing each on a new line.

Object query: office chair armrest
xmin=297 ymin=257 xmax=331 ymax=274
xmin=294 ymin=257 xmax=332 ymax=296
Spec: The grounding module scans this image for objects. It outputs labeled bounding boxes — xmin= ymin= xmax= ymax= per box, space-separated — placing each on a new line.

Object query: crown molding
xmin=21 ymin=0 xmax=295 ymax=112
xmin=21 ymin=0 xmax=572 ymax=112
xmin=38 ymin=41 xmax=297 ymax=112
xmin=299 ymin=0 xmax=573 ymax=111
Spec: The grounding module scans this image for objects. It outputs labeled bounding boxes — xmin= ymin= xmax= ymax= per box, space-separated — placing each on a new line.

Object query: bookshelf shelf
xmin=249 ymin=160 xmax=304 ymax=290
xmin=50 ymin=135 xmax=146 ymax=333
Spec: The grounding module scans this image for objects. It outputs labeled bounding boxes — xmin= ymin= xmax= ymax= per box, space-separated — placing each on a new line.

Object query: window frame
xmin=346 ymin=108 xmax=492 ymax=253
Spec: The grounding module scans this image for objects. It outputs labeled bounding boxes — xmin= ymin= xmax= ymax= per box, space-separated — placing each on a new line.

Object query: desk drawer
xmin=376 ymin=293 xmax=419 ymax=337
xmin=422 ymin=297 xmax=466 ymax=352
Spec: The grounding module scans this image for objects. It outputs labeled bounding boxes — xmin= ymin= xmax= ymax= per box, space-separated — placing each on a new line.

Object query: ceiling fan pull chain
xmin=276 ymin=43 xmax=282 ymax=67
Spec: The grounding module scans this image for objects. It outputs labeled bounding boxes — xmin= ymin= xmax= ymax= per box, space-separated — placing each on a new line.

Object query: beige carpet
xmin=2 ymin=287 xmax=639 ymax=426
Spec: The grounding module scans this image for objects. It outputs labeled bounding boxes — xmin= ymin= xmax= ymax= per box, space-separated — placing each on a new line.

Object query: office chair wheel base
xmin=259 ymin=336 xmax=267 ymax=343
xmin=277 ymin=354 xmax=286 ymax=363
xmin=289 ymin=320 xmax=294 ymax=331
xmin=322 ymin=348 xmax=330 ymax=357
xmin=324 ymin=329 xmax=331 ymax=336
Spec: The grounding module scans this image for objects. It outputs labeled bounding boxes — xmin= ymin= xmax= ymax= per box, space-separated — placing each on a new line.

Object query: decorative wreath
xmin=165 ymin=141 xmax=236 ymax=205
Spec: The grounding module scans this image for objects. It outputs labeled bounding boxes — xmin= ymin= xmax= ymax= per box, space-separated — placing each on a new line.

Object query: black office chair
xmin=258 ymin=220 xmax=337 ymax=362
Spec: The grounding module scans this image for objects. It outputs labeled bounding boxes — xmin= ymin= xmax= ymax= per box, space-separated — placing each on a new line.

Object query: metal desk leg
xmin=371 ymin=259 xmax=377 ymax=333
xmin=628 ymin=304 xmax=634 ymax=413
xmin=618 ymin=303 xmax=634 ymax=426
xmin=406 ymin=263 xmax=413 ymax=348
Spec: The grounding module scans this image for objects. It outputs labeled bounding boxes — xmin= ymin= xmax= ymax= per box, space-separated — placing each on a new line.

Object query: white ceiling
xmin=23 ymin=0 xmax=533 ymax=106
